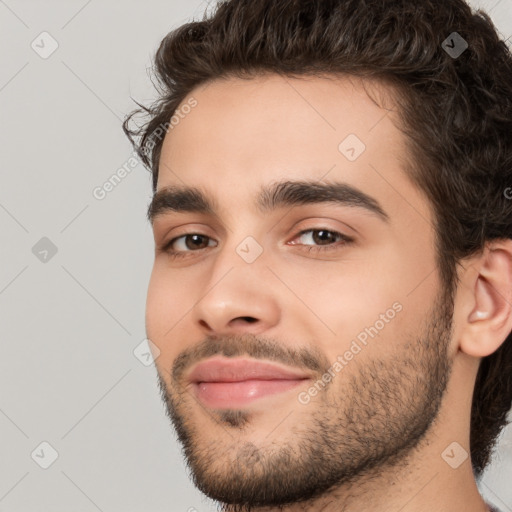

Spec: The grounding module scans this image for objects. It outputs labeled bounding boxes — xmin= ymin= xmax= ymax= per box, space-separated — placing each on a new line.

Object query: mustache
xmin=171 ymin=333 xmax=330 ymax=384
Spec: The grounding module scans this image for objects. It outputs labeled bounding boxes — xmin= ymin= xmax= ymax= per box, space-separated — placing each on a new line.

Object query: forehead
xmin=156 ymin=73 xmax=432 ymax=227
xmin=159 ymin=73 xmax=399 ymax=167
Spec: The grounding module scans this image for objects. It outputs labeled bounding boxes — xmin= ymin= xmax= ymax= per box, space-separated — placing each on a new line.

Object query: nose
xmin=192 ymin=265 xmax=281 ymax=336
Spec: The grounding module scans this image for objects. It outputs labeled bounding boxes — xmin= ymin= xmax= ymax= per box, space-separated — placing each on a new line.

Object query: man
xmin=123 ymin=0 xmax=512 ymax=510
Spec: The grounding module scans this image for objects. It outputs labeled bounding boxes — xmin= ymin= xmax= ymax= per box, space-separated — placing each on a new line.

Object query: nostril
xmin=199 ymin=319 xmax=210 ymax=329
xmin=238 ymin=316 xmax=257 ymax=323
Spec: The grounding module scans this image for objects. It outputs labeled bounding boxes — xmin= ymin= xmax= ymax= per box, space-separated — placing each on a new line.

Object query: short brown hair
xmin=123 ymin=0 xmax=512 ymax=476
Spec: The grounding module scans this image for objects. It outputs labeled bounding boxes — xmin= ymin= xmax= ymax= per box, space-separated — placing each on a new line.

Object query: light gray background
xmin=1 ymin=0 xmax=511 ymax=511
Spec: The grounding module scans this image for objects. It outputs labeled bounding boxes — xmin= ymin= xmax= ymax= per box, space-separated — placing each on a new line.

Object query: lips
xmin=186 ymin=357 xmax=311 ymax=408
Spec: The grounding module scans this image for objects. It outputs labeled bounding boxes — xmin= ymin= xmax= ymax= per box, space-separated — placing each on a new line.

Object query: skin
xmin=145 ymin=73 xmax=512 ymax=511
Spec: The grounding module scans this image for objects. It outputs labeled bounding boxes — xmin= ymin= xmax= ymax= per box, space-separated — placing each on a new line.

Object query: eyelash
xmin=160 ymin=228 xmax=354 ymax=260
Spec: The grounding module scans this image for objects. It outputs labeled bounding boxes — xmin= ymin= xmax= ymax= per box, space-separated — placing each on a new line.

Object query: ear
xmin=459 ymin=239 xmax=512 ymax=358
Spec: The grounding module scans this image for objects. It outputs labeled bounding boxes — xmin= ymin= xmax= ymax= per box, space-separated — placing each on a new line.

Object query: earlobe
xmin=461 ymin=241 xmax=512 ymax=358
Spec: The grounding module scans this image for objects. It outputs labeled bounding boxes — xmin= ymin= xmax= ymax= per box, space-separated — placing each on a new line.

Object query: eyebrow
xmin=147 ymin=179 xmax=390 ymax=224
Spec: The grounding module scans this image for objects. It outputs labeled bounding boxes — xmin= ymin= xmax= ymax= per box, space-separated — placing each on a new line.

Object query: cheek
xmin=145 ymin=264 xmax=189 ymax=352
xmin=284 ymin=256 xmax=395 ymax=326
xmin=146 ymin=262 xmax=212 ymax=369
xmin=145 ymin=266 xmax=169 ymax=333
xmin=285 ymin=247 xmax=436 ymax=360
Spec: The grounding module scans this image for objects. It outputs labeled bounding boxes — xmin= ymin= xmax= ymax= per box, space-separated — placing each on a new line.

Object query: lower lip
xmin=193 ymin=379 xmax=307 ymax=409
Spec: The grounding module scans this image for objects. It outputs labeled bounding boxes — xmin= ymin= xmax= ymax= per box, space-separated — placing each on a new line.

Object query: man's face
xmin=146 ymin=74 xmax=455 ymax=508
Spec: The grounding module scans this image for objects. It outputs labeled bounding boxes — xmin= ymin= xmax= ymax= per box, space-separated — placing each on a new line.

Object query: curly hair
xmin=123 ymin=0 xmax=512 ymax=476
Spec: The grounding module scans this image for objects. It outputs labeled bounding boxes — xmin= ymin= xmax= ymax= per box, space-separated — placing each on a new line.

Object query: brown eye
xmin=163 ymin=233 xmax=217 ymax=258
xmin=182 ymin=234 xmax=210 ymax=250
xmin=294 ymin=229 xmax=349 ymax=246
xmin=288 ymin=228 xmax=354 ymax=256
xmin=311 ymin=230 xmax=339 ymax=245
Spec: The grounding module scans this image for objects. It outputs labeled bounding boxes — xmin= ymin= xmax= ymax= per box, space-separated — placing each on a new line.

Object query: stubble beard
xmin=156 ymin=288 xmax=454 ymax=511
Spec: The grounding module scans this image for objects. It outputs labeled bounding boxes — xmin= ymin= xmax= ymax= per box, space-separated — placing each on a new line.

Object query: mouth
xmin=186 ymin=356 xmax=312 ymax=409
